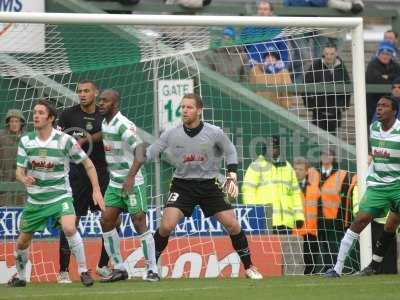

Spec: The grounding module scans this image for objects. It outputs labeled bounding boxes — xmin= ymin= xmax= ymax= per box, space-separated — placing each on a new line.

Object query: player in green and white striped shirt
xmin=8 ymin=99 xmax=105 ymax=288
xmin=326 ymin=95 xmax=400 ymax=277
xmin=99 ymin=89 xmax=159 ymax=282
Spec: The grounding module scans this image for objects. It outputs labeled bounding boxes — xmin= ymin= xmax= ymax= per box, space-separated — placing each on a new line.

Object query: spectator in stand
xmin=240 ymin=1 xmax=290 ymax=69
xmin=164 ymin=0 xmax=212 ymax=8
xmin=283 ymin=0 xmax=364 ymax=13
xmin=366 ymin=41 xmax=400 ymax=128
xmin=292 ymin=157 xmax=321 ymax=275
xmin=371 ymin=76 xmax=400 ymax=123
xmin=248 ymin=45 xmax=295 ymax=109
xmin=303 ymin=44 xmax=351 ymax=135
xmin=0 ymin=110 xmax=26 ymax=206
xmin=317 ymin=147 xmax=351 ymax=273
xmin=383 ymin=30 xmax=398 ymax=62
xmin=198 ymin=26 xmax=246 ymax=82
xmin=384 ymin=30 xmax=398 ymax=46
xmin=0 ymin=109 xmax=25 ymax=182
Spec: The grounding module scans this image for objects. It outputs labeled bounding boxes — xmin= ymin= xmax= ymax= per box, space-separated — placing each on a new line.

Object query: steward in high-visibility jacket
xmin=293 ymin=167 xmax=320 ymax=237
xmin=242 ymin=155 xmax=305 ymax=231
xmin=291 ymin=157 xmax=321 ymax=274
xmin=317 ymin=148 xmax=350 ymax=270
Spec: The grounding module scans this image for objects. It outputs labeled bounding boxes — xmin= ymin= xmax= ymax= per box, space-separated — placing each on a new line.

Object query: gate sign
xmin=158 ymin=79 xmax=194 ymax=132
xmin=0 ymin=0 xmax=45 ymax=53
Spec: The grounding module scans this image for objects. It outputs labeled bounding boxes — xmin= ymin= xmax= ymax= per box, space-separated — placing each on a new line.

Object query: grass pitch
xmin=1 ymin=276 xmax=398 ymax=300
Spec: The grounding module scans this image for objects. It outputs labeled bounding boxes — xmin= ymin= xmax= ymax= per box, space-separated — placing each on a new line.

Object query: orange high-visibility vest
xmin=293 ymin=168 xmax=320 ymax=236
xmin=344 ymin=174 xmax=357 ymax=227
xmin=320 ymin=169 xmax=348 ymax=219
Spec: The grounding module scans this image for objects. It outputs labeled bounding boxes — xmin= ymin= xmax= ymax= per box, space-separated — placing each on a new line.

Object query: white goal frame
xmin=0 ymin=12 xmax=371 ymax=269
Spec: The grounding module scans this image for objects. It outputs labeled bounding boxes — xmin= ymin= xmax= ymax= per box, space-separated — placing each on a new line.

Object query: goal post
xmin=0 ymin=12 xmax=370 ymax=280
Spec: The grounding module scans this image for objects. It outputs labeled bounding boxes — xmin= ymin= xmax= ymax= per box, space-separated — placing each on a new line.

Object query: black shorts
xmin=166 ymin=178 xmax=232 ymax=218
xmin=69 ymin=167 xmax=109 ymax=216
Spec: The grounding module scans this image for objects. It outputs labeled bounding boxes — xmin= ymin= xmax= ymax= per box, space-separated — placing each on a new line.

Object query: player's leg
xmin=9 ymin=202 xmax=50 ymax=287
xmin=154 ymin=207 xmax=184 ymax=262
xmin=128 ymin=184 xmax=159 ymax=281
xmin=154 ymin=178 xmax=195 ymax=263
xmin=60 ymin=212 xmax=94 ymax=287
xmin=58 ymin=226 xmax=72 ymax=283
xmin=100 ymin=206 xmax=127 ymax=281
xmin=324 ymin=211 xmax=372 ymax=277
xmin=59 ymin=214 xmax=84 ymax=283
xmin=197 ymin=179 xmax=261 ymax=279
xmin=100 ymin=186 xmax=130 ymax=282
xmin=326 ymin=185 xmax=393 ymax=277
xmin=214 ymin=209 xmax=262 ymax=279
xmin=57 ymin=171 xmax=89 ymax=283
xmin=94 ymin=170 xmax=112 ymax=277
xmin=360 ymin=211 xmax=400 ymax=275
xmin=97 ymin=217 xmax=121 ymax=278
xmin=8 ymin=232 xmax=33 ymax=287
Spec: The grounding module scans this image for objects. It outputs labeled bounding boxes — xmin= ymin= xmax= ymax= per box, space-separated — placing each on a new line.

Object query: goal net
xmin=0 ymin=12 xmax=368 ymax=282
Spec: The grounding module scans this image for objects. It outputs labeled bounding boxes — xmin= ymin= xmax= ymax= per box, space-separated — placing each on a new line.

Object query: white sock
xmin=15 ymin=248 xmax=28 ymax=281
xmin=66 ymin=232 xmax=88 ymax=274
xmin=139 ymin=231 xmax=157 ymax=273
xmin=103 ymin=228 xmax=125 ymax=271
xmin=372 ymin=254 xmax=383 ymax=263
xmin=334 ymin=229 xmax=359 ymax=275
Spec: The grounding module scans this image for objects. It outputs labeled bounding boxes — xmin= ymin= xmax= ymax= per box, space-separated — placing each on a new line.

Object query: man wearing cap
xmin=242 ymin=136 xmax=304 ymax=234
xmin=303 ymin=44 xmax=351 ymax=135
xmin=0 ymin=109 xmax=25 ymax=182
xmin=0 ymin=109 xmax=26 ymax=206
xmin=366 ymin=41 xmax=400 ymax=128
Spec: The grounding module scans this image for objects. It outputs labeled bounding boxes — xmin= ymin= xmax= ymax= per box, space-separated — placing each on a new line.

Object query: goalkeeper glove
xmin=223 ymin=172 xmax=238 ymax=199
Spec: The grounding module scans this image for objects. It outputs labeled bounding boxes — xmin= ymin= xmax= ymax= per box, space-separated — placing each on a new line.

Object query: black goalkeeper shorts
xmin=166 ymin=177 xmax=232 ymax=218
xmin=69 ymin=167 xmax=109 ymax=216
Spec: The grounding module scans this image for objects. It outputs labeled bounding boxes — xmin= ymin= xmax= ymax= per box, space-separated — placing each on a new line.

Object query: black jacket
xmin=303 ymin=57 xmax=351 ymax=119
xmin=365 ymin=57 xmax=400 ymax=123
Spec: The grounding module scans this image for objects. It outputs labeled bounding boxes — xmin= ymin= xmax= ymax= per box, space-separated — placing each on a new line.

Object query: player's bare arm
xmin=82 ymin=158 xmax=105 ymax=211
xmin=122 ymin=142 xmax=149 ymax=195
xmin=16 ymin=166 xmax=35 ymax=187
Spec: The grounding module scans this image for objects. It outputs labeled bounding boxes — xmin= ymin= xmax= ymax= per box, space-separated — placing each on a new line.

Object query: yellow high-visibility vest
xmin=242 ymin=155 xmax=304 ymax=228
